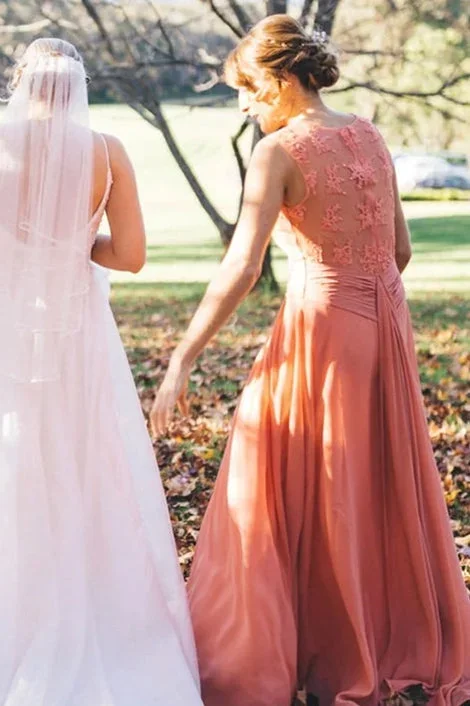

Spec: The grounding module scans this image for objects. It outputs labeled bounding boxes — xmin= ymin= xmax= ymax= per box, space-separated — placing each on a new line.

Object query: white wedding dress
xmin=0 ymin=144 xmax=203 ymax=705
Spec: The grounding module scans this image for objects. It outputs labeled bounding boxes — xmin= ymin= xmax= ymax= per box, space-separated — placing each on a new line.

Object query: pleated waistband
xmin=286 ymin=259 xmax=405 ymax=322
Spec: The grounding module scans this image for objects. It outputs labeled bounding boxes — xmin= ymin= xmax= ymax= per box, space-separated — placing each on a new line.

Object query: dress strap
xmin=100 ymin=133 xmax=113 ymax=187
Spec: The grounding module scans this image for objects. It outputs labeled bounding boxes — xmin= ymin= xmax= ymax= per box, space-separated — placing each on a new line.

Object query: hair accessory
xmin=265 ymin=37 xmax=288 ymax=48
xmin=311 ymin=28 xmax=329 ymax=46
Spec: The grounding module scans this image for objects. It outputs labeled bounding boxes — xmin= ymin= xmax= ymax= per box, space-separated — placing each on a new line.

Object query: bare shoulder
xmin=97 ymin=132 xmax=124 ymax=152
xmin=93 ymin=131 xmax=133 ymax=175
xmin=250 ymin=132 xmax=293 ymax=173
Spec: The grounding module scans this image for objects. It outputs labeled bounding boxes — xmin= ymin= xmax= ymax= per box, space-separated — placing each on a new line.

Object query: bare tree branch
xmin=80 ymin=0 xmax=116 ymax=57
xmin=332 ymin=73 xmax=470 ymax=105
xmin=231 ymin=117 xmax=249 ymax=189
xmin=266 ymin=0 xmax=287 ymax=15
xmin=227 ymin=0 xmax=254 ymax=32
xmin=0 ymin=18 xmax=51 ymax=33
xmin=129 ymin=96 xmax=231 ymax=239
xmin=341 ymin=48 xmax=401 ymax=57
xmin=200 ymin=1 xmax=244 ymax=38
xmin=300 ymin=0 xmax=315 ymax=27
xmin=315 ymin=0 xmax=341 ymax=35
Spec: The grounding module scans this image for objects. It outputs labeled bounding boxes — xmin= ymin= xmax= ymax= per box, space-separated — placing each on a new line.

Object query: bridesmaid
xmin=151 ymin=14 xmax=470 ymax=706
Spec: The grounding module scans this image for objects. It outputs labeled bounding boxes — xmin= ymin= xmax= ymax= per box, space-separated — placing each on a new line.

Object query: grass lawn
xmin=90 ymin=104 xmax=469 ymax=581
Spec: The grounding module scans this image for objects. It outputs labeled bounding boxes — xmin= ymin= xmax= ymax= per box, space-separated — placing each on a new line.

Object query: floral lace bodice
xmin=274 ymin=116 xmax=396 ymax=275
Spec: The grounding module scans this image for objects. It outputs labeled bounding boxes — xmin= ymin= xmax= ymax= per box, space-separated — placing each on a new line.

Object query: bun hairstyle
xmin=225 ymin=14 xmax=339 ymax=92
xmin=9 ymin=38 xmax=84 ymax=93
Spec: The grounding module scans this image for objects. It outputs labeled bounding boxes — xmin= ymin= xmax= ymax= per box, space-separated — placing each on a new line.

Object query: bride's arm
xmin=91 ymin=135 xmax=146 ymax=273
xmin=150 ymin=136 xmax=291 ymax=435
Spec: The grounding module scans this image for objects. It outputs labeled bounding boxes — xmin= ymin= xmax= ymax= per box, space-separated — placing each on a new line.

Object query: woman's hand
xmin=149 ymin=137 xmax=288 ymax=439
xmin=150 ymin=361 xmax=190 ymax=437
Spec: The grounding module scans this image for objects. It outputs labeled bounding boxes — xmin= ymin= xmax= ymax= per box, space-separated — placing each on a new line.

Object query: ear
xmin=273 ymin=74 xmax=296 ymax=106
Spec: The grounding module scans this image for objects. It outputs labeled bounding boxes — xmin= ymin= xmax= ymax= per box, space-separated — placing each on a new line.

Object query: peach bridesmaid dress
xmin=187 ymin=116 xmax=470 ymax=706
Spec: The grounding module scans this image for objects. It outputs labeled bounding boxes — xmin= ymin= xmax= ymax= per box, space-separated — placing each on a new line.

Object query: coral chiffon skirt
xmin=188 ymin=260 xmax=470 ymax=706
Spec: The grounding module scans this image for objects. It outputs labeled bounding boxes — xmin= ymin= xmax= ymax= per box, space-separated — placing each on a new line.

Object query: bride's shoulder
xmin=92 ymin=132 xmax=128 ymax=164
xmin=92 ymin=132 xmax=135 ymax=181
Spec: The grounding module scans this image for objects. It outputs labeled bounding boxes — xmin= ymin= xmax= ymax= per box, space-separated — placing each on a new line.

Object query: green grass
xmin=401 ymin=215 xmax=470 ymax=293
xmin=110 ymin=213 xmax=470 ymax=294
xmin=401 ymin=188 xmax=470 ymax=201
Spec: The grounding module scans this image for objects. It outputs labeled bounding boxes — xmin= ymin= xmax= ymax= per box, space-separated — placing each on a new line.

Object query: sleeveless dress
xmin=0 ymin=136 xmax=203 ymax=706
xmin=187 ymin=117 xmax=470 ymax=706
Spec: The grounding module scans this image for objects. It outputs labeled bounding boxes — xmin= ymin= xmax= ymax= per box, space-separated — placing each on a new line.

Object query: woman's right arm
xmin=91 ymin=135 xmax=146 ymax=273
xmin=392 ymin=166 xmax=412 ymax=273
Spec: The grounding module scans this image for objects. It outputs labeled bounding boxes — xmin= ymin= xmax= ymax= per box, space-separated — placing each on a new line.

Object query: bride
xmin=0 ymin=38 xmax=202 ymax=705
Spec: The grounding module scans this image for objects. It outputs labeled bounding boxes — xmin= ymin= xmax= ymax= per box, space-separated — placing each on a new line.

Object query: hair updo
xmin=225 ymin=14 xmax=339 ymax=92
xmin=9 ymin=38 xmax=84 ymax=93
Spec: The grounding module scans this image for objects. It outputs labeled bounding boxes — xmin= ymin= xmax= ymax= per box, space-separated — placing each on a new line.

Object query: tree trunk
xmin=249 ymin=120 xmax=279 ymax=291
xmin=266 ymin=0 xmax=288 ymax=14
xmin=258 ymin=240 xmax=279 ymax=292
xmin=251 ymin=0 xmax=287 ymax=289
xmin=131 ymin=97 xmax=231 ymax=238
xmin=315 ymin=0 xmax=342 ymax=36
xmin=300 ymin=0 xmax=315 ymax=26
xmin=227 ymin=0 xmax=254 ymax=33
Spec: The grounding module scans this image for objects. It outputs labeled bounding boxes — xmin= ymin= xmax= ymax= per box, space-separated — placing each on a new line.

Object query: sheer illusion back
xmin=275 ymin=116 xmax=395 ymax=273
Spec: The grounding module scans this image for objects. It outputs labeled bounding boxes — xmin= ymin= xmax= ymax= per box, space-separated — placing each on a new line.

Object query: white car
xmin=393 ymin=153 xmax=470 ymax=192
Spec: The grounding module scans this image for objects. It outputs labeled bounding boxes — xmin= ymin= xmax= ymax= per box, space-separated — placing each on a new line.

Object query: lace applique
xmin=285 ymin=202 xmax=307 ymax=227
xmin=333 ymin=240 xmax=353 ymax=265
xmin=326 ymin=164 xmax=346 ymax=194
xmin=362 ymin=120 xmax=381 ymax=143
xmin=347 ymin=159 xmax=377 ymax=189
xmin=310 ymin=130 xmax=334 ymax=155
xmin=339 ymin=124 xmax=361 ymax=153
xmin=305 ymin=170 xmax=318 ymax=195
xmin=284 ymin=169 xmax=317 ymax=227
xmin=378 ymin=150 xmax=394 ymax=179
xmin=321 ymin=203 xmax=343 ymax=232
xmin=357 ymin=196 xmax=387 ymax=230
xmin=300 ymin=237 xmax=323 ymax=262
xmin=282 ymin=131 xmax=310 ymax=165
xmin=373 ymin=196 xmax=387 ymax=225
xmin=360 ymin=243 xmax=391 ymax=274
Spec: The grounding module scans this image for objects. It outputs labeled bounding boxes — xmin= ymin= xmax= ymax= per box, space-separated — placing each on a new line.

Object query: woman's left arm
xmin=150 ymin=136 xmax=290 ymax=435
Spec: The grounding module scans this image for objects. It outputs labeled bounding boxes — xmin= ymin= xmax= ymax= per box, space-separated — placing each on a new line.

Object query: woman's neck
xmin=285 ymin=91 xmax=332 ymax=124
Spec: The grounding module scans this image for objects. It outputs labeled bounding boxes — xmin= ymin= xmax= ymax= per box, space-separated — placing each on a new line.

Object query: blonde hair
xmin=225 ymin=14 xmax=339 ymax=92
xmin=9 ymin=38 xmax=84 ymax=93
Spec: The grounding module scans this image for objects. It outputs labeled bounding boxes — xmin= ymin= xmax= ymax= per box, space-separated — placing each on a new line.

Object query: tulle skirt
xmin=0 ymin=266 xmax=202 ymax=706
